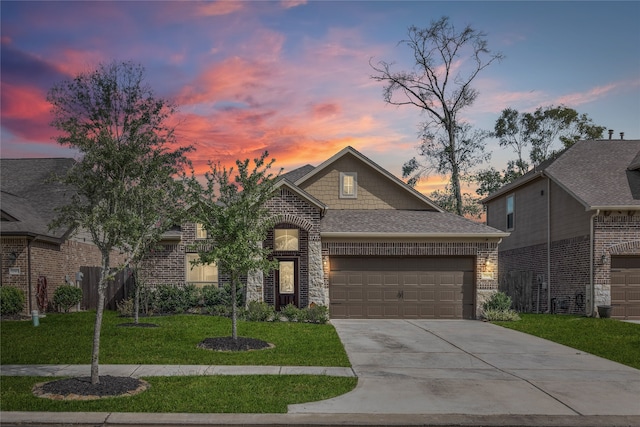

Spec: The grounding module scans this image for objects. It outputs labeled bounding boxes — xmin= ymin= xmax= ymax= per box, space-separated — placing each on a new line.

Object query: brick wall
xmin=1 ymin=236 xmax=126 ymax=314
xmin=594 ymin=214 xmax=640 ymax=308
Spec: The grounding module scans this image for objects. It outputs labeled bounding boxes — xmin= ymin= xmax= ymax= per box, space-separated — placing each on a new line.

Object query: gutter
xmin=588 ymin=209 xmax=600 ymax=317
xmin=320 ymin=232 xmax=510 ymax=239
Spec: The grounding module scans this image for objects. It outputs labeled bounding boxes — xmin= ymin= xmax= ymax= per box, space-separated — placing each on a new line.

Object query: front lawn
xmin=0 ymin=311 xmax=350 ymax=366
xmin=494 ymin=314 xmax=640 ymax=369
xmin=0 ymin=375 xmax=357 ymax=413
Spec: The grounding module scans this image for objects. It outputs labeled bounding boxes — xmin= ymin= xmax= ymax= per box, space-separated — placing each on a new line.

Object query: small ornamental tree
xmin=191 ymin=152 xmax=280 ymax=341
xmin=47 ymin=61 xmax=193 ymax=384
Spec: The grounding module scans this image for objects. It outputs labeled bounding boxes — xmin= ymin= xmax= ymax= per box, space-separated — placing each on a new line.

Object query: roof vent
xmin=620 ymin=132 xmax=625 ymax=140
xmin=608 ymin=129 xmax=614 ymax=139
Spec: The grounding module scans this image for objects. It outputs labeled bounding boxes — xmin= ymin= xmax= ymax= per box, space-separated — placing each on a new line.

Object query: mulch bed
xmin=198 ymin=336 xmax=274 ymax=352
xmin=31 ymin=336 xmax=271 ymax=400
xmin=33 ymin=376 xmax=150 ymax=401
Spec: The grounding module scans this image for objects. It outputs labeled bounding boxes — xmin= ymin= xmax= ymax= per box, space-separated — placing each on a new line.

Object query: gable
xmin=297 ymin=150 xmax=438 ymax=211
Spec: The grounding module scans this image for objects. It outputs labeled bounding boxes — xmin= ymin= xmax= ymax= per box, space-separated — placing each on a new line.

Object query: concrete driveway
xmin=289 ymin=319 xmax=640 ymax=416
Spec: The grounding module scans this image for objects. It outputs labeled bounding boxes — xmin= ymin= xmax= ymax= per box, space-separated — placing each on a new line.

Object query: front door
xmin=276 ymin=258 xmax=298 ymax=310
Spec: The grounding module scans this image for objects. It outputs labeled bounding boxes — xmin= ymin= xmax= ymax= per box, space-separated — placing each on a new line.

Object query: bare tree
xmin=371 ymin=17 xmax=503 ymax=215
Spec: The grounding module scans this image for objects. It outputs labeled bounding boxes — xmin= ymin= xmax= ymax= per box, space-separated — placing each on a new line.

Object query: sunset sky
xmin=2 ymin=1 xmax=639 ymax=195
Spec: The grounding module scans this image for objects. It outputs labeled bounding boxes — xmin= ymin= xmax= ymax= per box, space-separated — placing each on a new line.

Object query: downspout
xmin=546 ymin=177 xmax=551 ymax=313
xmin=27 ymin=239 xmax=33 ymax=312
xmin=588 ymin=209 xmax=600 ymax=317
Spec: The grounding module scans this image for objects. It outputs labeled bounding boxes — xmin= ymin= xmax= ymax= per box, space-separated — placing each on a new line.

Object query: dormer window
xmin=340 ymin=172 xmax=357 ymax=199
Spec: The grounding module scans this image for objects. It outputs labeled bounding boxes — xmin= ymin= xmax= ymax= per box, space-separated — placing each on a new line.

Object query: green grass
xmin=494 ymin=314 xmax=640 ymax=369
xmin=0 ymin=375 xmax=358 ymax=413
xmin=1 ymin=311 xmax=350 ymax=366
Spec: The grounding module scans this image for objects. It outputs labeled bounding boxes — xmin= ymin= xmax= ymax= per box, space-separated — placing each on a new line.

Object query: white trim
xmin=339 ymin=172 xmax=357 ymax=199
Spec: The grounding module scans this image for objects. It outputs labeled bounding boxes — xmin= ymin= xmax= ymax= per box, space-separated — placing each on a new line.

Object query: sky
xmin=2 ymin=1 xmax=639 ymax=195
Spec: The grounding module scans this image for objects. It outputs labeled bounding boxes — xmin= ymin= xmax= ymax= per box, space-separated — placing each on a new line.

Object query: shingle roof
xmin=482 ymin=140 xmax=640 ymax=209
xmin=280 ymin=164 xmax=315 ymax=183
xmin=1 ymin=158 xmax=76 ymax=240
xmin=320 ymin=210 xmax=508 ymax=237
xmin=544 ymin=140 xmax=640 ymax=209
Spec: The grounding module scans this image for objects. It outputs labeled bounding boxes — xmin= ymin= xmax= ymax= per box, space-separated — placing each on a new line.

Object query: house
xmin=0 ymin=158 xmax=127 ymax=314
xmin=141 ymin=146 xmax=508 ymax=319
xmin=482 ymin=139 xmax=640 ymax=320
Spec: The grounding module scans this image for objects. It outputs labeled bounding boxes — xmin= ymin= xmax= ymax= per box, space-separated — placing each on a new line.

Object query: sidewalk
xmin=0 ymin=364 xmax=355 ymax=377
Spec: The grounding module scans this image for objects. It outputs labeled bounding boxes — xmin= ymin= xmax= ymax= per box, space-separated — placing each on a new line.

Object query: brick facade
xmin=1 ymin=236 xmax=126 ymax=314
xmin=593 ymin=214 xmax=640 ymax=307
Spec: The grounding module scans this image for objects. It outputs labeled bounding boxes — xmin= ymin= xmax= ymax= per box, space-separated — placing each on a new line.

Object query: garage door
xmin=611 ymin=256 xmax=640 ymax=320
xmin=329 ymin=257 xmax=475 ymax=319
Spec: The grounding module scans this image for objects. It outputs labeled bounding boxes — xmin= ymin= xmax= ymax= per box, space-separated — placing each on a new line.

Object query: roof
xmin=280 ymin=164 xmax=315 ymax=183
xmin=1 ymin=158 xmax=76 ymax=240
xmin=321 ymin=210 xmax=509 ymax=238
xmin=482 ymin=140 xmax=640 ymax=210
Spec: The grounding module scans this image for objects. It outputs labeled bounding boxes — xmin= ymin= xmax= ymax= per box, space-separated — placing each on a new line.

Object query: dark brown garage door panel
xmin=329 ymin=257 xmax=474 ymax=319
xmin=611 ymin=256 xmax=640 ymax=320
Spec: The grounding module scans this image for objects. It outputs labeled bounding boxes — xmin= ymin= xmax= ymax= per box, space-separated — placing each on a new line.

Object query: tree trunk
xmin=231 ymin=272 xmax=238 ymax=341
xmin=91 ymin=254 xmax=110 ymax=385
xmin=448 ymin=127 xmax=464 ymax=216
xmin=134 ymin=281 xmax=140 ymax=324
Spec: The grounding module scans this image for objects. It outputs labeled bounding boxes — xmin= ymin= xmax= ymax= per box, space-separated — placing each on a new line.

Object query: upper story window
xmin=340 ymin=172 xmax=357 ymax=199
xmin=185 ymin=253 xmax=218 ymax=287
xmin=274 ymin=229 xmax=299 ymax=251
xmin=195 ymin=223 xmax=207 ymax=239
xmin=506 ymin=195 xmax=514 ymax=231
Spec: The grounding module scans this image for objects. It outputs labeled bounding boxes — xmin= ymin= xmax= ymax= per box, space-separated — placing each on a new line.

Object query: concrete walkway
xmin=2 ymin=319 xmax=640 ymax=426
xmin=0 ymin=364 xmax=355 ymax=377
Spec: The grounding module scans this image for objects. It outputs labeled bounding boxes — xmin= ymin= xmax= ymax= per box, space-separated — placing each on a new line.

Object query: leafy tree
xmin=47 ymin=61 xmax=193 ymax=384
xmin=428 ymin=186 xmax=483 ymax=219
xmin=475 ymin=105 xmax=605 ymax=196
xmin=371 ymin=17 xmax=503 ymax=215
xmin=190 ymin=152 xmax=280 ymax=341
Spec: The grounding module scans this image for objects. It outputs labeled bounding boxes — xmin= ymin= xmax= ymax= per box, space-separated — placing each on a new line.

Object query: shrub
xmin=244 ymin=301 xmax=275 ymax=322
xmin=116 ymin=298 xmax=134 ymax=317
xmin=200 ymin=284 xmax=244 ymax=317
xmin=1 ymin=286 xmax=25 ymax=316
xmin=482 ymin=291 xmax=513 ymax=312
xmin=281 ymin=303 xmax=301 ymax=322
xmin=150 ymin=284 xmax=200 ymax=314
xmin=52 ymin=285 xmax=82 ymax=313
xmin=305 ymin=304 xmax=329 ymax=324
xmin=483 ymin=308 xmax=521 ymax=322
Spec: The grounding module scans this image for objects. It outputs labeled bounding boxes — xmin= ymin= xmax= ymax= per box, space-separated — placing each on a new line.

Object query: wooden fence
xmin=80 ymin=266 xmax=135 ymax=310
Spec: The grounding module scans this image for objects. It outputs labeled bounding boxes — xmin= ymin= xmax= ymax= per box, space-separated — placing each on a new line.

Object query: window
xmin=340 ymin=172 xmax=357 ymax=198
xmin=278 ymin=261 xmax=295 ymax=294
xmin=186 ymin=253 xmax=218 ymax=287
xmin=195 ymin=223 xmax=207 ymax=239
xmin=274 ymin=229 xmax=299 ymax=251
xmin=506 ymin=195 xmax=514 ymax=231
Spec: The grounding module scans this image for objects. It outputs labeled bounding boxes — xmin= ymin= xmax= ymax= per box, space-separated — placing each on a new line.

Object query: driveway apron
xmin=288 ymin=319 xmax=640 ymax=416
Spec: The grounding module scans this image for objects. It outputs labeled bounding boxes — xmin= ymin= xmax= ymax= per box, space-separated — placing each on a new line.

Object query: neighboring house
xmin=0 ymin=158 xmax=126 ymax=314
xmin=140 ymin=146 xmax=508 ymax=319
xmin=483 ymin=139 xmax=640 ymax=320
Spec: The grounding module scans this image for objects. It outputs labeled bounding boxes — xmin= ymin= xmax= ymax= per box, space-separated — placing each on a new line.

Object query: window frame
xmin=274 ymin=228 xmax=299 ymax=252
xmin=185 ymin=253 xmax=218 ymax=287
xmin=506 ymin=194 xmax=515 ymax=231
xmin=195 ymin=223 xmax=207 ymax=240
xmin=339 ymin=172 xmax=357 ymax=199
